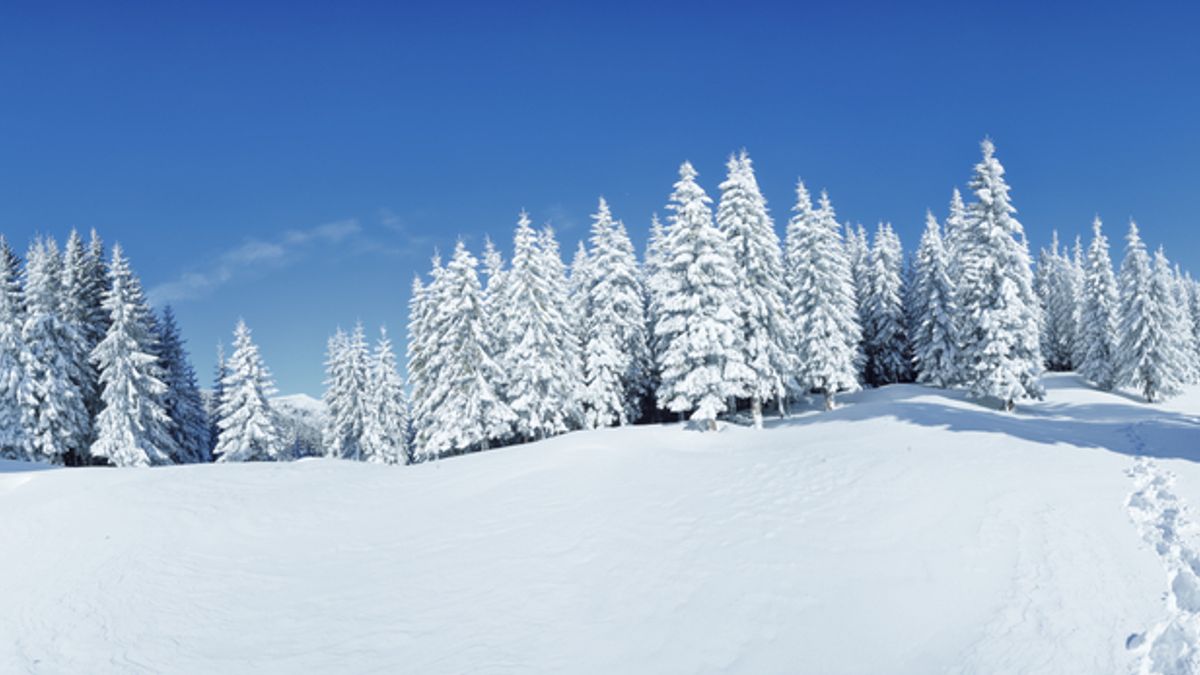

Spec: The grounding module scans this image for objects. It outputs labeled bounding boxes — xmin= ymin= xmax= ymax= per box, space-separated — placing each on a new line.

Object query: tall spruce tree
xmin=503 ymin=215 xmax=580 ymax=440
xmin=1117 ymin=222 xmax=1182 ymax=403
xmin=423 ymin=241 xmax=515 ymax=454
xmin=209 ymin=342 xmax=228 ymax=456
xmin=90 ymin=244 xmax=176 ymax=467
xmin=60 ymin=230 xmax=98 ymax=458
xmin=717 ymin=151 xmax=794 ymax=427
xmin=20 ymin=237 xmax=89 ymax=463
xmin=156 ymin=306 xmax=210 ymax=463
xmin=789 ymin=187 xmax=863 ymax=409
xmin=863 ymin=223 xmax=909 ymax=386
xmin=955 ymin=139 xmax=1044 ymax=410
xmin=213 ymin=319 xmax=284 ymax=462
xmin=1078 ymin=217 xmax=1120 ymax=390
xmin=652 ymin=161 xmax=752 ymax=430
xmin=0 ymin=237 xmax=26 ymax=458
xmin=911 ymin=211 xmax=959 ymax=388
xmin=361 ymin=327 xmax=408 ymax=464
xmin=323 ymin=322 xmax=370 ymax=460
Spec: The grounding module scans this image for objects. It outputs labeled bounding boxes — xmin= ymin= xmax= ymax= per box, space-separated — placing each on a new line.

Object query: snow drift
xmin=2 ymin=374 xmax=1199 ymax=673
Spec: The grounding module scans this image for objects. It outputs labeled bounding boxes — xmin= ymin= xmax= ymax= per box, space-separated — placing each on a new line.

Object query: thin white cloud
xmin=148 ymin=219 xmax=361 ymax=305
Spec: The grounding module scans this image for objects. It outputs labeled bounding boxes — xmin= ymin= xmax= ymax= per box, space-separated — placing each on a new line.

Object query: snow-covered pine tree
xmin=943 ymin=188 xmax=968 ymax=279
xmin=1117 ymin=222 xmax=1182 ymax=403
xmin=209 ymin=341 xmax=228 ymax=455
xmin=652 ymin=161 xmax=752 ymax=430
xmin=1189 ymin=276 xmax=1200 ymax=376
xmin=156 ymin=306 xmax=210 ymax=463
xmin=361 ymin=327 xmax=408 ymax=464
xmin=213 ymin=319 xmax=284 ymax=461
xmin=911 ymin=211 xmax=959 ymax=388
xmin=955 ymin=139 xmax=1044 ymax=410
xmin=0 ymin=237 xmax=26 ymax=459
xmin=862 ymin=223 xmax=909 ymax=386
xmin=503 ymin=214 xmax=581 ymax=440
xmin=642 ymin=212 xmax=668 ymax=418
xmin=85 ymin=230 xmax=111 ymax=346
xmin=60 ymin=230 xmax=98 ymax=460
xmin=1171 ymin=266 xmax=1200 ymax=383
xmin=20 ymin=237 xmax=90 ymax=463
xmin=717 ymin=151 xmax=794 ymax=427
xmin=481 ymin=236 xmax=511 ymax=417
xmin=89 ymin=244 xmax=176 ymax=467
xmin=1035 ymin=232 xmax=1080 ymax=371
xmin=570 ymin=240 xmax=595 ymax=418
xmin=323 ymin=322 xmax=370 ymax=460
xmin=844 ymin=222 xmax=872 ymax=381
xmin=1069 ymin=236 xmax=1088 ymax=369
xmin=407 ymin=258 xmax=444 ymax=460
xmin=1078 ymin=217 xmax=1121 ymax=390
xmin=789 ymin=187 xmax=863 ymax=409
xmin=423 ymin=241 xmax=515 ymax=454
xmin=540 ymin=225 xmax=585 ymax=429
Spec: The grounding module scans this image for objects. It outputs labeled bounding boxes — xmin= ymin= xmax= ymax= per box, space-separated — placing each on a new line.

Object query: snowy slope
xmin=2 ymin=374 xmax=1199 ymax=674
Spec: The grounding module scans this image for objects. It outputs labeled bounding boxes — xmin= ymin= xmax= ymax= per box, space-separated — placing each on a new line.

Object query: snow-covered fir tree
xmin=1117 ymin=222 xmax=1183 ymax=403
xmin=642 ymin=212 xmax=668 ymax=414
xmin=652 ymin=161 xmax=752 ymax=430
xmin=156 ymin=306 xmax=210 ymax=463
xmin=60 ymin=230 xmax=98 ymax=458
xmin=788 ymin=186 xmax=862 ymax=409
xmin=20 ymin=237 xmax=90 ymax=463
xmin=943 ymin=188 xmax=968 ymax=278
xmin=911 ymin=211 xmax=959 ymax=388
xmin=1078 ymin=217 xmax=1120 ymax=390
xmin=1171 ymin=266 xmax=1200 ymax=384
xmin=213 ymin=319 xmax=284 ymax=462
xmin=1035 ymin=232 xmax=1080 ymax=371
xmin=480 ymin=236 xmax=511 ymax=406
xmin=209 ymin=341 xmax=228 ymax=455
xmin=361 ymin=327 xmax=408 ymax=464
xmin=955 ymin=139 xmax=1044 ymax=410
xmin=323 ymin=322 xmax=370 ymax=460
xmin=862 ymin=222 xmax=910 ymax=386
xmin=0 ymin=237 xmax=26 ymax=459
xmin=717 ymin=151 xmax=794 ymax=426
xmin=420 ymin=241 xmax=515 ymax=455
xmin=90 ymin=243 xmax=176 ymax=466
xmin=539 ymin=225 xmax=585 ymax=428
xmin=407 ymin=261 xmax=442 ymax=459
xmin=89 ymin=244 xmax=176 ymax=467
xmin=843 ymin=221 xmax=872 ymax=380
xmin=503 ymin=214 xmax=581 ymax=440
xmin=581 ymin=198 xmax=652 ymax=427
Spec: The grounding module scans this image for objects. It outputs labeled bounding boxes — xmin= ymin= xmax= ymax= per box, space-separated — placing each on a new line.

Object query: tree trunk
xmin=777 ymin=396 xmax=788 ymax=419
xmin=707 ymin=418 xmax=717 ymax=432
xmin=823 ymin=390 xmax=834 ymax=411
xmin=751 ymin=396 xmax=763 ymax=430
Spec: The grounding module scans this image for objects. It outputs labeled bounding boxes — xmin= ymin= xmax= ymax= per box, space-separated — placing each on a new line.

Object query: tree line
xmin=2 ymin=139 xmax=1197 ymax=468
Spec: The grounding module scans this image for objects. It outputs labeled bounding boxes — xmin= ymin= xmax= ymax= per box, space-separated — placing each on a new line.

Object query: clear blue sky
xmin=2 ymin=1 xmax=1198 ymax=395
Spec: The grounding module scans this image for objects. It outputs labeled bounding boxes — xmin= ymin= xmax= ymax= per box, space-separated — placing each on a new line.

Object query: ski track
xmin=1126 ymin=420 xmax=1200 ymax=675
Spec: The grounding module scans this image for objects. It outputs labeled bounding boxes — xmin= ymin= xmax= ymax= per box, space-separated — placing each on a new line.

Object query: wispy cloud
xmin=147 ymin=219 xmax=362 ymax=305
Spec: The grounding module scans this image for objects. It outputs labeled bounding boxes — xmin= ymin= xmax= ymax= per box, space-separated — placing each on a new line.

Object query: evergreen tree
xmin=209 ymin=342 xmax=228 ymax=456
xmin=1078 ymin=217 xmax=1121 ymax=390
xmin=582 ymin=198 xmax=652 ymax=427
xmin=1035 ymin=232 xmax=1079 ymax=371
xmin=60 ymin=230 xmax=97 ymax=458
xmin=943 ymin=188 xmax=968 ymax=279
xmin=651 ymin=161 xmax=752 ymax=430
xmin=407 ymin=260 xmax=443 ymax=460
xmin=422 ymin=241 xmax=515 ymax=454
xmin=788 ymin=187 xmax=862 ymax=409
xmin=0 ymin=237 xmax=26 ymax=459
xmin=361 ymin=327 xmax=408 ymax=464
xmin=1171 ymin=267 xmax=1200 ymax=384
xmin=156 ymin=306 xmax=210 ymax=463
xmin=89 ymin=244 xmax=176 ymax=467
xmin=911 ymin=211 xmax=959 ymax=388
xmin=844 ymin=222 xmax=872 ymax=380
xmin=20 ymin=237 xmax=89 ymax=463
xmin=862 ymin=223 xmax=909 ymax=385
xmin=1117 ymin=222 xmax=1182 ymax=402
xmin=323 ymin=322 xmax=370 ymax=460
xmin=717 ymin=151 xmax=794 ymax=427
xmin=480 ymin=236 xmax=511 ymax=418
xmin=503 ymin=214 xmax=580 ymax=440
xmin=213 ymin=319 xmax=284 ymax=462
xmin=956 ymin=139 xmax=1044 ymax=410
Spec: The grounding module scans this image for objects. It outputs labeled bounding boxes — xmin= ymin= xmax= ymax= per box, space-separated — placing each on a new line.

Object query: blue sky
xmin=2 ymin=1 xmax=1198 ymax=395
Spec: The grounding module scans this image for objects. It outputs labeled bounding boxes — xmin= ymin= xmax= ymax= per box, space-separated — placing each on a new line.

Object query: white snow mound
xmin=2 ymin=373 xmax=1200 ymax=674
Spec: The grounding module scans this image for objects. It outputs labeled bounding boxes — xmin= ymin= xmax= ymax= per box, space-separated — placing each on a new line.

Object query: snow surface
xmin=3 ymin=374 xmax=1200 ymax=673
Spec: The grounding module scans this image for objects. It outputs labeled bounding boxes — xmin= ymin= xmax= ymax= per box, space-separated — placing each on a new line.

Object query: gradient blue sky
xmin=2 ymin=1 xmax=1198 ymax=395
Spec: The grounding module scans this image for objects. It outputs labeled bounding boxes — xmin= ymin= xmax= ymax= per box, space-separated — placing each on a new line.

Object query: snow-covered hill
xmin=3 ymin=374 xmax=1200 ymax=673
